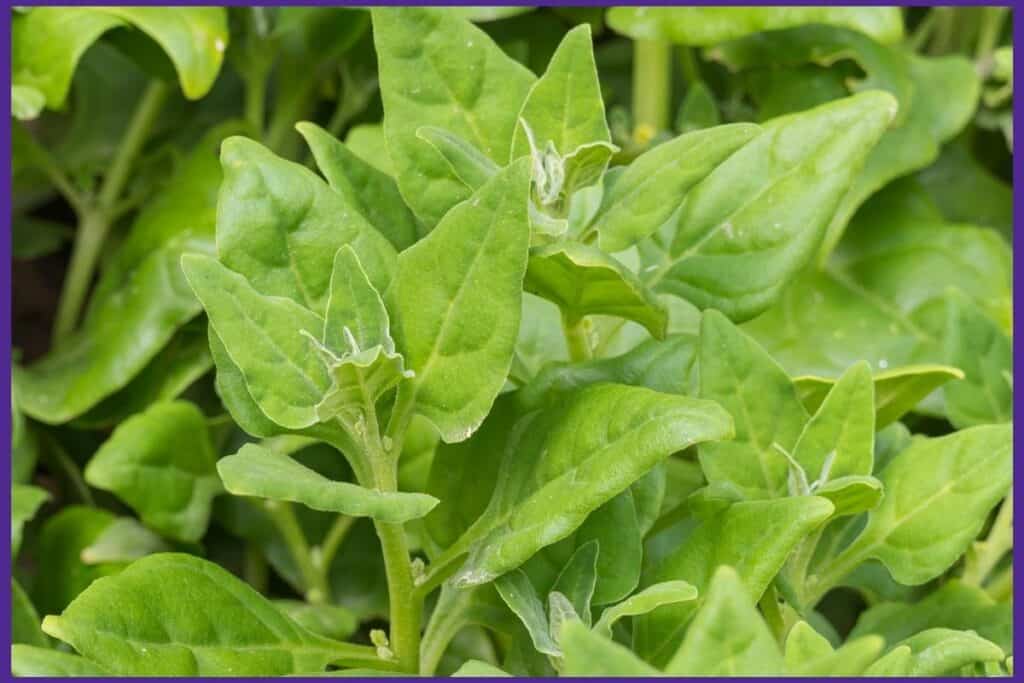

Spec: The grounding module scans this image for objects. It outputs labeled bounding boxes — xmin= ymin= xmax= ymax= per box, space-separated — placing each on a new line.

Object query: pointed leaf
xmin=814 ymin=475 xmax=883 ymax=517
xmin=388 ymin=160 xmax=531 ymax=443
xmin=596 ymin=124 xmax=759 ymax=252
xmin=495 ymin=569 xmax=560 ymax=657
xmin=559 ymin=620 xmax=660 ymax=676
xmin=550 ymin=540 xmax=599 ymax=627
xmin=944 ymin=292 xmax=1012 ymax=428
xmin=593 ymin=581 xmax=697 ymax=639
xmin=416 ymin=126 xmax=499 ymax=192
xmin=218 ymin=444 xmax=438 ymax=524
xmin=865 ymin=629 xmax=1004 ymax=676
xmin=12 ymin=484 xmax=48 ymax=557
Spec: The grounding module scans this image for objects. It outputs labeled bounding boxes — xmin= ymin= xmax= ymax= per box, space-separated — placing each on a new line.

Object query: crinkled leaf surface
xmin=373 ymin=7 xmax=535 ymax=226
xmin=388 ymin=160 xmax=531 ymax=443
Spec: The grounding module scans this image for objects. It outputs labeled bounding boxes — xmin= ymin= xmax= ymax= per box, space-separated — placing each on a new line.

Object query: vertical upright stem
xmin=632 ymin=38 xmax=672 ymax=136
xmin=562 ymin=314 xmax=593 ymax=362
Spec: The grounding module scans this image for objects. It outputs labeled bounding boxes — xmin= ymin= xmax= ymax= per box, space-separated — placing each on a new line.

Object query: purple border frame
xmin=3 ymin=2 xmax=1018 ymax=681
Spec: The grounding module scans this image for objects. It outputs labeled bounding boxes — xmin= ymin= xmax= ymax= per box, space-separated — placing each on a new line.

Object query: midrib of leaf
xmin=824 ymin=268 xmax=936 ymax=343
xmin=719 ymin=355 xmax=782 ymax=493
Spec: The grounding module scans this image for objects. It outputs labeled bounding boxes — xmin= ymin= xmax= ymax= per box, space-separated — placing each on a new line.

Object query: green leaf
xmin=864 ymin=629 xmax=1005 ymax=676
xmin=816 ymin=424 xmax=1012 ymax=587
xmin=650 ymin=91 xmax=896 ymax=322
xmin=665 ymin=566 xmax=784 ymax=675
xmin=388 ymin=160 xmax=531 ymax=443
xmin=676 ymin=81 xmax=721 ymax=133
xmin=84 ymin=401 xmax=220 ymax=543
xmin=918 ymin=138 xmax=1013 ymax=236
xmin=524 ymin=242 xmax=667 ymax=338
xmin=850 ymin=580 xmax=1012 ymax=655
xmin=373 ymin=7 xmax=535 ymax=226
xmin=813 ymin=475 xmax=884 ymax=517
xmin=42 ymin=553 xmax=387 ymax=675
xmin=31 ymin=506 xmax=123 ymax=616
xmin=595 ymin=123 xmax=759 ymax=253
xmin=218 ymin=444 xmax=438 ymax=524
xmin=344 ymin=124 xmax=393 ymax=176
xmin=13 ymin=580 xmax=49 ymax=648
xmin=274 ymin=601 xmax=358 ymax=642
xmin=297 ymin=122 xmax=419 ymax=251
xmin=943 ymin=292 xmax=1013 ymax=428
xmin=495 ymin=569 xmax=560 ymax=657
xmin=181 ymin=254 xmax=330 ymax=430
xmin=511 ymin=25 xmax=609 ymax=161
xmin=593 ymin=581 xmax=697 ymax=639
xmin=636 ymin=496 xmax=833 ymax=666
xmin=698 ymin=310 xmax=808 ymax=499
xmin=793 ymin=364 xmax=964 ymax=429
xmin=607 ymin=7 xmax=904 ymax=46
xmin=12 ymin=7 xmax=227 ymax=108
xmin=791 ymin=361 xmax=874 ymax=483
xmin=549 ymin=540 xmax=599 ymax=627
xmin=15 ymin=125 xmax=240 ymax=424
xmin=11 ymin=645 xmax=109 ymax=677
xmin=784 ymin=621 xmax=883 ymax=675
xmin=415 ymin=126 xmax=500 ymax=192
xmin=448 ymin=383 xmax=733 ymax=587
xmin=217 ymin=137 xmax=397 ymax=315
xmin=79 ymin=518 xmax=172 ymax=565
xmin=522 ymin=334 xmax=698 ymax=408
xmin=12 ymin=216 xmax=71 ymax=259
xmin=559 ymin=620 xmax=660 ymax=675
xmin=12 ymin=484 xmax=49 ymax=557
xmin=451 ymin=660 xmax=511 ymax=676
xmin=11 ymin=84 xmax=45 ymax=120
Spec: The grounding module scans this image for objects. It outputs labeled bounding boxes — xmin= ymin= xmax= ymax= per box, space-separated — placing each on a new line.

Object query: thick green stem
xmin=975 ymin=6 xmax=1008 ymax=61
xmin=562 ymin=314 xmax=593 ymax=362
xmin=266 ymin=500 xmax=330 ymax=604
xmin=53 ymin=81 xmax=169 ymax=339
xmin=420 ymin=585 xmax=474 ymax=675
xmin=632 ymin=38 xmax=672 ymax=135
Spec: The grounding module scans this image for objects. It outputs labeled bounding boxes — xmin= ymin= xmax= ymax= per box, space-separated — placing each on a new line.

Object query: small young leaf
xmin=593 ymin=581 xmax=698 ymax=638
xmin=549 ymin=540 xmax=599 ymax=627
xmin=218 ymin=444 xmax=438 ymax=524
xmin=495 ymin=569 xmax=560 ymax=657
xmin=524 ymin=242 xmax=667 ymax=338
xmin=416 ymin=126 xmax=499 ymax=192
xmin=84 ymin=401 xmax=220 ymax=543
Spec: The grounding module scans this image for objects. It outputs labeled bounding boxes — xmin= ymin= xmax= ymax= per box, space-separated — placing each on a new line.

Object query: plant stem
xmin=16 ymin=122 xmax=87 ymax=215
xmin=244 ymin=543 xmax=270 ymax=594
xmin=632 ymin=38 xmax=672 ymax=135
xmin=962 ymin=495 xmax=1012 ymax=587
xmin=245 ymin=68 xmax=268 ymax=136
xmin=562 ymin=314 xmax=593 ymax=362
xmin=318 ymin=514 xmax=355 ymax=575
xmin=266 ymin=500 xmax=330 ymax=604
xmin=420 ymin=585 xmax=474 ymax=675
xmin=974 ymin=6 xmax=1008 ymax=61
xmin=759 ymin=583 xmax=786 ymax=645
xmin=53 ymin=80 xmax=169 ymax=339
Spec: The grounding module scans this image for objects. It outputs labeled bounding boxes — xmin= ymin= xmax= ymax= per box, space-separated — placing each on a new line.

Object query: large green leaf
xmin=436 ymin=383 xmax=732 ymax=588
xmin=636 ymin=496 xmax=833 ymax=666
xmin=218 ymin=444 xmax=438 ymax=523
xmin=647 ymin=91 xmax=895 ymax=322
xmin=181 ymin=254 xmax=330 ymax=430
xmin=607 ymin=7 xmax=903 ymax=46
xmin=698 ymin=310 xmax=808 ymax=499
xmin=12 ymin=7 xmax=228 ymax=108
xmin=388 ymin=160 xmax=531 ymax=443
xmin=42 ymin=554 xmax=386 ymax=675
xmin=15 ymin=125 xmax=239 ymax=424
xmin=83 ymin=401 xmax=219 ymax=543
xmin=810 ymin=425 xmax=1012 ymax=589
xmin=373 ymin=7 xmax=535 ymax=226
xmin=665 ymin=566 xmax=784 ymax=675
xmin=524 ymin=243 xmax=667 ymax=338
xmin=595 ymin=123 xmax=760 ymax=253
xmin=215 ymin=137 xmax=396 ymax=316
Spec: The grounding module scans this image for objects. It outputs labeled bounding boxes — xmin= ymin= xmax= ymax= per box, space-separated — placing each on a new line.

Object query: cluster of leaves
xmin=11 ymin=6 xmax=1013 ymax=678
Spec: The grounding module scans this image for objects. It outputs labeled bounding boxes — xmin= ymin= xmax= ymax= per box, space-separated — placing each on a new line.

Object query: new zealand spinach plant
xmin=10 ymin=6 xmax=1014 ymax=677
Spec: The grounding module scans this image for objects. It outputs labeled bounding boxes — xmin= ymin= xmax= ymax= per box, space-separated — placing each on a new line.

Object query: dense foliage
xmin=10 ymin=6 xmax=1014 ymax=677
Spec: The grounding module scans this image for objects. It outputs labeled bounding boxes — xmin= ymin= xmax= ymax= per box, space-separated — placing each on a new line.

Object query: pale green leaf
xmin=11 ymin=645 xmax=109 ymax=677
xmin=593 ymin=581 xmax=698 ymax=639
xmin=559 ymin=620 xmax=660 ymax=676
